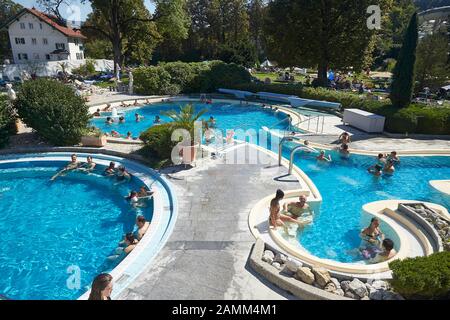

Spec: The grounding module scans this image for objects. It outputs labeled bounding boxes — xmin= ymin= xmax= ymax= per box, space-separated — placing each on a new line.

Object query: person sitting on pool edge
xmin=135 ymin=215 xmax=151 ymax=241
xmin=317 ymin=150 xmax=332 ymax=162
xmin=269 ymin=189 xmax=306 ymax=231
xmin=283 ymin=195 xmax=313 ymax=218
xmin=104 ymin=162 xmax=116 ymax=176
xmin=50 ymin=154 xmax=80 ymax=181
xmin=370 ymin=239 xmax=396 ymax=263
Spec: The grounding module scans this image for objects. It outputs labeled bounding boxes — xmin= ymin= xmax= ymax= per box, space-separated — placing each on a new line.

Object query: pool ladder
xmin=278 ymin=136 xmax=310 ymax=175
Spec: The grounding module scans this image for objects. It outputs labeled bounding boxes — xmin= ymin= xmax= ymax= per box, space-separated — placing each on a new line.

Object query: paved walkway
xmin=118 ymin=144 xmax=300 ymax=300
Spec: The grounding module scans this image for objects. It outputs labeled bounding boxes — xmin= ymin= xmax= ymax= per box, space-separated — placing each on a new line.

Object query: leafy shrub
xmin=139 ymin=123 xmax=180 ymax=160
xmin=71 ymin=59 xmax=97 ymax=77
xmin=0 ymin=96 xmax=17 ymax=148
xmin=134 ymin=66 xmax=180 ymax=95
xmin=389 ymin=252 xmax=450 ymax=299
xmin=15 ymin=79 xmax=91 ymax=146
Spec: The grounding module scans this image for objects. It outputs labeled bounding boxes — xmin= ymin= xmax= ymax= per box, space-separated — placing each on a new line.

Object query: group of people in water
xmin=269 ymin=188 xmax=397 ymax=263
xmin=368 ymin=151 xmax=400 ymax=177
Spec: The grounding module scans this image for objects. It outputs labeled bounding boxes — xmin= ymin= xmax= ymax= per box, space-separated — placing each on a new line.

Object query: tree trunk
xmin=317 ymin=62 xmax=328 ymax=87
xmin=111 ymin=0 xmax=121 ymax=75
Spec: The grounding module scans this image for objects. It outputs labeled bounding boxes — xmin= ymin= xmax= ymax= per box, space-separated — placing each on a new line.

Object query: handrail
xmin=289 ymin=145 xmax=307 ymax=175
xmin=291 ymin=115 xmax=326 ymax=134
xmin=278 ymin=135 xmax=304 ymax=166
xmin=269 ymin=117 xmax=290 ymax=130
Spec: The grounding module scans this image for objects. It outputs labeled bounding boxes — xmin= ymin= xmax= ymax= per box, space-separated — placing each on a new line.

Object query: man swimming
xmin=104 ymin=162 xmax=116 ymax=176
xmin=368 ymin=164 xmax=383 ymax=177
xmin=116 ymin=166 xmax=131 ymax=183
xmin=50 ymin=154 xmax=80 ymax=181
xmin=79 ymin=156 xmax=96 ymax=173
xmin=135 ymin=113 xmax=144 ymax=122
xmin=283 ymin=195 xmax=313 ymax=218
xmin=383 ymin=160 xmax=395 ymax=174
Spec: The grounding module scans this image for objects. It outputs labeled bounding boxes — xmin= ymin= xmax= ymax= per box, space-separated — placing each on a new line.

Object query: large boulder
xmin=348 ymin=278 xmax=368 ymax=298
xmin=372 ymin=280 xmax=389 ymax=291
xmin=340 ymin=280 xmax=351 ymax=292
xmin=344 ymin=290 xmax=357 ymax=299
xmin=312 ymin=267 xmax=332 ymax=288
xmin=272 ymin=262 xmax=282 ymax=270
xmin=262 ymin=250 xmax=275 ymax=264
xmin=334 ymin=289 xmax=345 ymax=297
xmin=330 ymin=278 xmax=341 ymax=289
xmin=274 ymin=253 xmax=288 ymax=264
xmin=295 ymin=267 xmax=315 ymax=285
xmin=324 ymin=282 xmax=337 ymax=293
xmin=285 ymin=258 xmax=302 ymax=273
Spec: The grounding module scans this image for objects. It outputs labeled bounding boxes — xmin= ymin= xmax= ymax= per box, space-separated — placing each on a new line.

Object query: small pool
xmin=284 ymin=149 xmax=450 ymax=263
xmin=0 ymin=154 xmax=175 ymax=300
xmin=91 ymin=101 xmax=294 ymax=138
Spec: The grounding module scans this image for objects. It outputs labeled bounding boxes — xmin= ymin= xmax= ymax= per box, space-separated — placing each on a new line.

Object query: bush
xmin=133 ymin=61 xmax=252 ymax=95
xmin=139 ymin=123 xmax=180 ymax=160
xmin=389 ymin=252 xmax=450 ymax=299
xmin=0 ymin=96 xmax=17 ymax=148
xmin=134 ymin=66 xmax=180 ymax=95
xmin=15 ymin=79 xmax=91 ymax=146
xmin=71 ymin=59 xmax=97 ymax=77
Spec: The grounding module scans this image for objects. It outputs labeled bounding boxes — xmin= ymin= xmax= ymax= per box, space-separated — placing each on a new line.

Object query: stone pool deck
xmin=117 ymin=144 xmax=300 ymax=300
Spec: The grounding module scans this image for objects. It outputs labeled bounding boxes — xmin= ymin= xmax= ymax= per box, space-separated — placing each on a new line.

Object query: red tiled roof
xmin=3 ymin=7 xmax=87 ymax=39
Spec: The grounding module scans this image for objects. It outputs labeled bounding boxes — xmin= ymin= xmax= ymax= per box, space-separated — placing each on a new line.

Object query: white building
xmin=1 ymin=7 xmax=86 ymax=64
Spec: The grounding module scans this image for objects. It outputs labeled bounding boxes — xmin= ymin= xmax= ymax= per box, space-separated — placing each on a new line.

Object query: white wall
xmin=7 ymin=13 xmax=84 ymax=64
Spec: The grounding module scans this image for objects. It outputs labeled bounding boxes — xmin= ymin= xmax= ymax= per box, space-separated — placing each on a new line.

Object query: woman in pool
xmin=88 ymin=273 xmax=113 ymax=300
xmin=119 ymin=116 xmax=125 ymax=124
xmin=110 ymin=130 xmax=121 ymax=138
xmin=138 ymin=185 xmax=154 ymax=198
xmin=339 ymin=144 xmax=350 ymax=157
xmin=209 ymin=116 xmax=216 ymax=127
xmin=339 ymin=132 xmax=351 ymax=145
xmin=123 ymin=233 xmax=138 ymax=254
xmin=135 ymin=215 xmax=150 ymax=241
xmin=135 ymin=113 xmax=144 ymax=122
xmin=317 ymin=150 xmax=332 ymax=162
xmin=368 ymin=164 xmax=383 ymax=177
xmin=104 ymin=162 xmax=116 ymax=176
xmin=376 ymin=153 xmax=386 ymax=166
xmin=360 ymin=218 xmax=384 ymax=247
xmin=270 ymin=189 xmax=305 ymax=231
xmin=154 ymin=115 xmax=161 ymax=124
xmin=125 ymin=191 xmax=140 ymax=207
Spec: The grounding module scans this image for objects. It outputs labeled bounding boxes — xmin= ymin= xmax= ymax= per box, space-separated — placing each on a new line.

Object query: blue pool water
xmin=286 ymin=149 xmax=450 ymax=263
xmin=91 ymin=101 xmax=292 ymax=138
xmin=0 ymin=161 xmax=153 ymax=300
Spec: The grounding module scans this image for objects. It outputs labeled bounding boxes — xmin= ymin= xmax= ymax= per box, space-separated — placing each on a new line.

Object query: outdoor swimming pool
xmin=0 ymin=156 xmax=159 ymax=300
xmin=91 ymin=101 xmax=293 ymax=138
xmin=285 ymin=148 xmax=450 ymax=263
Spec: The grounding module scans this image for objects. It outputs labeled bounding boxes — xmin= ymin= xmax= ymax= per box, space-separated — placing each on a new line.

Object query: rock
xmin=348 ymin=278 xmax=368 ymax=298
xmin=295 ymin=267 xmax=315 ymax=285
xmin=436 ymin=219 xmax=448 ymax=230
xmin=383 ymin=291 xmax=404 ymax=300
xmin=361 ymin=296 xmax=370 ymax=300
xmin=324 ymin=282 xmax=337 ymax=293
xmin=274 ymin=253 xmax=288 ymax=264
xmin=312 ymin=267 xmax=332 ymax=288
xmin=272 ymin=262 xmax=282 ymax=270
xmin=334 ymin=289 xmax=345 ymax=297
xmin=341 ymin=280 xmax=351 ymax=292
xmin=262 ymin=253 xmax=274 ymax=264
xmin=264 ymin=250 xmax=275 ymax=259
xmin=330 ymin=278 xmax=341 ymax=289
xmin=369 ymin=289 xmax=384 ymax=300
xmin=372 ymin=280 xmax=389 ymax=291
xmin=365 ymin=283 xmax=374 ymax=293
xmin=285 ymin=258 xmax=302 ymax=272
xmin=344 ymin=290 xmax=357 ymax=299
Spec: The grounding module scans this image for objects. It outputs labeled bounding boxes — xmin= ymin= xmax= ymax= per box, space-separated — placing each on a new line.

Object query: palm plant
xmin=162 ymin=103 xmax=208 ymax=144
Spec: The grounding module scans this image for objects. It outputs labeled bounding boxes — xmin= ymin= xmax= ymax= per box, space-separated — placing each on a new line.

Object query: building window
xmin=15 ymin=37 xmax=25 ymax=45
xmin=18 ymin=53 xmax=28 ymax=60
xmin=76 ymin=52 xmax=84 ymax=60
xmin=74 ymin=39 xmax=79 ymax=45
xmin=39 ymin=23 xmax=43 ymax=29
xmin=32 ymin=38 xmax=37 ymax=45
xmin=56 ymin=43 xmax=65 ymax=50
xmin=46 ymin=54 xmax=51 ymax=60
xmin=43 ymin=38 xmax=48 ymax=45
xmin=33 ymin=53 xmax=40 ymax=60
xmin=28 ymin=23 xmax=34 ymax=29
xmin=20 ymin=22 xmax=25 ymax=29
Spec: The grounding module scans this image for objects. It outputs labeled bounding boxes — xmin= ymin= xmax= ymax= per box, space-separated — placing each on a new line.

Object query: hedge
xmin=15 ymin=79 xmax=91 ymax=146
xmin=389 ymin=252 xmax=450 ymax=299
xmin=133 ymin=61 xmax=251 ymax=95
xmin=229 ymin=83 xmax=450 ymax=135
xmin=0 ymin=95 xmax=17 ymax=148
xmin=139 ymin=123 xmax=180 ymax=160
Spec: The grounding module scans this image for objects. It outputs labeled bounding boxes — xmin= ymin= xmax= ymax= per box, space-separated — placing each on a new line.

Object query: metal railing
xmin=291 ymin=115 xmax=326 ymax=134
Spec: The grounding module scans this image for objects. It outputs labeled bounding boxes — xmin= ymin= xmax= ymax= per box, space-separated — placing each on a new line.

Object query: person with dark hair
xmin=88 ymin=273 xmax=113 ymax=300
xmin=116 ymin=166 xmax=131 ymax=183
xmin=104 ymin=162 xmax=116 ymax=176
xmin=360 ymin=218 xmax=384 ymax=246
xmin=339 ymin=143 xmax=350 ymax=157
xmin=371 ymin=239 xmax=397 ymax=263
xmin=368 ymin=164 xmax=383 ymax=177
xmin=269 ymin=189 xmax=304 ymax=230
xmin=93 ymin=108 xmax=101 ymax=117
xmin=50 ymin=154 xmax=80 ymax=181
xmin=123 ymin=233 xmax=138 ymax=255
xmin=79 ymin=156 xmax=96 ymax=173
xmin=135 ymin=215 xmax=150 ymax=240
xmin=119 ymin=116 xmax=125 ymax=124
xmin=383 ymin=159 xmax=396 ymax=175
xmin=106 ymin=117 xmax=114 ymax=125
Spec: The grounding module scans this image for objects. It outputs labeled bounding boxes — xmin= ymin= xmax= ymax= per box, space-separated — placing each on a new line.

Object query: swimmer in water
xmin=116 ymin=166 xmax=131 ymax=183
xmin=119 ymin=116 xmax=125 ymax=124
xmin=50 ymin=154 xmax=80 ymax=181
xmin=135 ymin=215 xmax=151 ymax=241
xmin=368 ymin=164 xmax=383 ymax=177
xmin=383 ymin=159 xmax=395 ymax=175
xmin=93 ymin=108 xmax=101 ymax=117
xmin=135 ymin=113 xmax=144 ymax=122
xmin=269 ymin=189 xmax=306 ymax=232
xmin=106 ymin=117 xmax=114 ymax=125
xmin=339 ymin=143 xmax=350 ymax=157
xmin=316 ymin=150 xmax=332 ymax=162
xmin=370 ymin=239 xmax=396 ymax=263
xmin=138 ymin=185 xmax=154 ymax=198
xmin=283 ymin=195 xmax=313 ymax=218
xmin=104 ymin=162 xmax=116 ymax=176
xmin=154 ymin=115 xmax=161 ymax=124
xmin=78 ymin=156 xmax=96 ymax=173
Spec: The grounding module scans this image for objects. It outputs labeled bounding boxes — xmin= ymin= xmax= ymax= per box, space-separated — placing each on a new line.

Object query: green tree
xmin=84 ymin=39 xmax=113 ymax=60
xmin=248 ymin=0 xmax=267 ymax=63
xmin=0 ymin=0 xmax=23 ymax=61
xmin=0 ymin=95 xmax=16 ymax=148
xmin=265 ymin=0 xmax=386 ymax=86
xmin=390 ymin=12 xmax=419 ymax=108
xmin=81 ymin=0 xmax=160 ymax=72
xmin=415 ymin=32 xmax=450 ymax=92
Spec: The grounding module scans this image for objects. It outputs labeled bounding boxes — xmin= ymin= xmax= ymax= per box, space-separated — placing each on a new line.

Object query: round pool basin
xmin=0 ymin=153 xmax=177 ymax=300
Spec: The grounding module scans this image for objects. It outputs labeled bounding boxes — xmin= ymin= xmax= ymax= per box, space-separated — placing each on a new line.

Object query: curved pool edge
xmin=429 ymin=180 xmax=450 ymax=196
xmin=0 ymin=151 xmax=178 ymax=300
